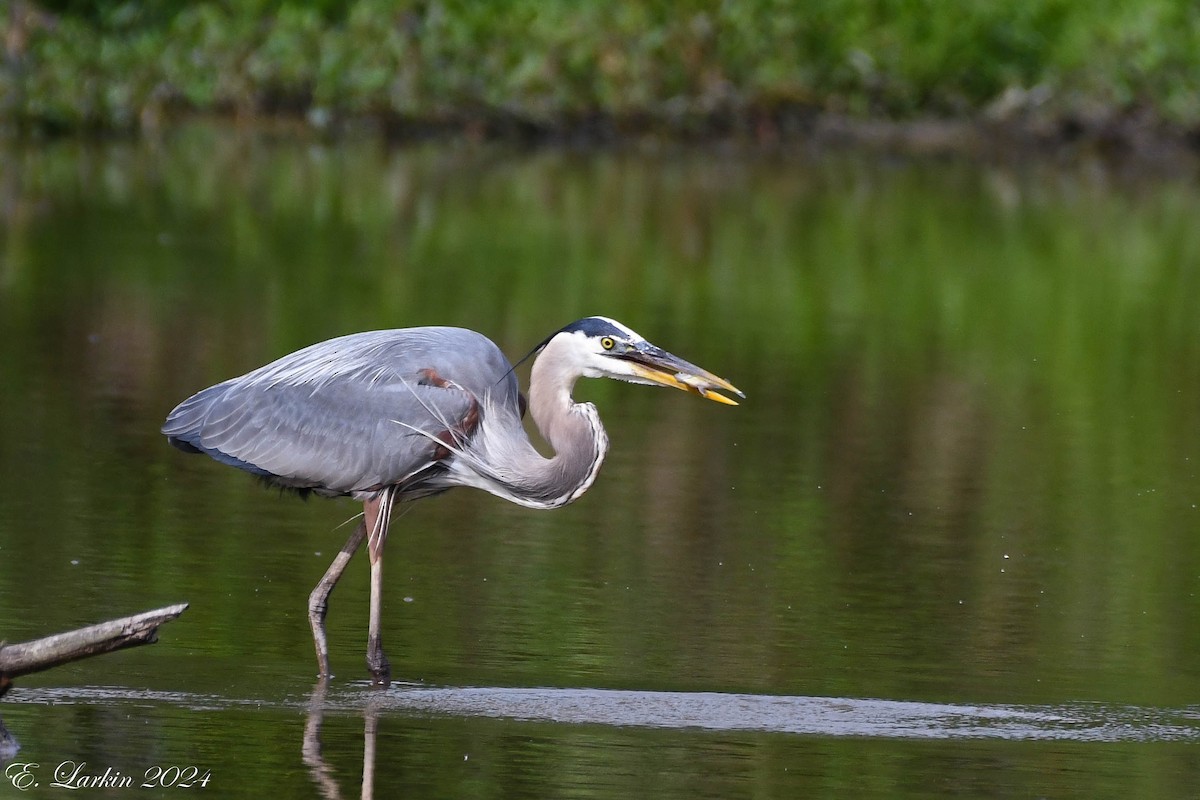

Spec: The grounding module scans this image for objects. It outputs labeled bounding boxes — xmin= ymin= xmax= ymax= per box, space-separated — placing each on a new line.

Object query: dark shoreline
xmin=21 ymin=106 xmax=1192 ymax=174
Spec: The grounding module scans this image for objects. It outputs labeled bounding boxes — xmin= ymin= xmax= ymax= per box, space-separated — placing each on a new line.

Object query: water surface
xmin=1 ymin=129 xmax=1199 ymax=797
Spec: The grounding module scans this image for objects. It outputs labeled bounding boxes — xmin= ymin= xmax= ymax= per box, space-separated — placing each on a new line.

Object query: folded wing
xmin=162 ymin=327 xmax=518 ymax=496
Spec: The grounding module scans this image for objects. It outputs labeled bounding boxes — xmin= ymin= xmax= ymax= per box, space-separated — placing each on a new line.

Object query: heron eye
xmin=600 ymin=336 xmax=616 ymax=350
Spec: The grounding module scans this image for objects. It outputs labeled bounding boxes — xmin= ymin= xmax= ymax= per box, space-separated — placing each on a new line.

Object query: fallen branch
xmin=0 ymin=603 xmax=189 ymax=696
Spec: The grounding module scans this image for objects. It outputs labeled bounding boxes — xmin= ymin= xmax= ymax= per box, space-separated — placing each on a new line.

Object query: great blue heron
xmin=162 ymin=316 xmax=742 ymax=681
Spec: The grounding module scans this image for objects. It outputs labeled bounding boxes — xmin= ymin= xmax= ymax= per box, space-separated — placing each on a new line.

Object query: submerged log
xmin=0 ymin=603 xmax=189 ymax=695
xmin=0 ymin=603 xmax=186 ymax=758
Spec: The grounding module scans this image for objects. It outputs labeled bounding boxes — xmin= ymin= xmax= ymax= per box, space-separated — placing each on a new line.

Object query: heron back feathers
xmin=162 ymin=327 xmax=520 ymax=496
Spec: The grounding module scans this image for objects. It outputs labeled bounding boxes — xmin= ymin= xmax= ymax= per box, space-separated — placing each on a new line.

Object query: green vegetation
xmin=2 ymin=0 xmax=1199 ymax=137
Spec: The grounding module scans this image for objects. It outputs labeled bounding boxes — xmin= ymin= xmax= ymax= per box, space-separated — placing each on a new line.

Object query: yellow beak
xmin=622 ymin=346 xmax=744 ymax=406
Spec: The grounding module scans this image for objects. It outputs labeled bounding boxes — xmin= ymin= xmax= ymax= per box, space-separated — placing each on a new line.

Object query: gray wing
xmin=162 ymin=327 xmax=520 ymax=496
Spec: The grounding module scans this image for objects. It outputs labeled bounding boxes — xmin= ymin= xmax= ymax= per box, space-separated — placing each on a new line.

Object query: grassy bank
xmin=3 ymin=0 xmax=1199 ymax=146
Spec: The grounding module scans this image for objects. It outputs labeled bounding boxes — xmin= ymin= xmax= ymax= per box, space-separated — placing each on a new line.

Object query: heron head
xmin=539 ymin=316 xmax=744 ymax=405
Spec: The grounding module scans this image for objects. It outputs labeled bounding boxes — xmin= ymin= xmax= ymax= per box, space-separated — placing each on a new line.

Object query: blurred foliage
xmin=1 ymin=0 xmax=1199 ymax=134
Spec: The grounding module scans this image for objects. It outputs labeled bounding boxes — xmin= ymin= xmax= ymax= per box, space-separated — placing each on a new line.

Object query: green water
xmin=1 ymin=128 xmax=1199 ymax=798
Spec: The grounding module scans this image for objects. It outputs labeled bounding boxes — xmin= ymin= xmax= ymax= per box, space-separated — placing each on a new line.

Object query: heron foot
xmin=366 ymin=634 xmax=390 ymax=686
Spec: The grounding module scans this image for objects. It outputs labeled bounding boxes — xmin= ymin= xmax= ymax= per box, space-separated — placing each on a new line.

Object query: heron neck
xmin=521 ymin=341 xmax=610 ymax=507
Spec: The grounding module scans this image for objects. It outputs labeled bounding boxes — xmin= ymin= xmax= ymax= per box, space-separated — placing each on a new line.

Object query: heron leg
xmin=308 ymin=521 xmax=368 ymax=678
xmin=364 ymin=488 xmax=396 ymax=684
